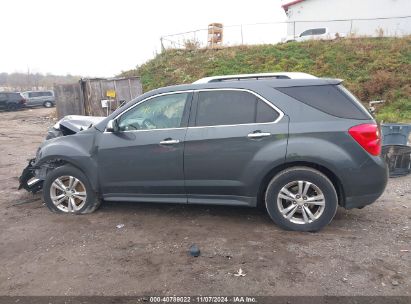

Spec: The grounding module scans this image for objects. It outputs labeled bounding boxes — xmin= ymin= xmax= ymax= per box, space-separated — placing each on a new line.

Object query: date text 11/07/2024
xmin=149 ymin=296 xmax=257 ymax=303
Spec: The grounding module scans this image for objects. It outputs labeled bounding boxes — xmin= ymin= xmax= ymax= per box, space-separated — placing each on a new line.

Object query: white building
xmin=282 ymin=0 xmax=411 ymax=38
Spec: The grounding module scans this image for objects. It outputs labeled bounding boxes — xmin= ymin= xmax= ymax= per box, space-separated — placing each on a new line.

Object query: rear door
xmin=184 ymin=89 xmax=289 ymax=206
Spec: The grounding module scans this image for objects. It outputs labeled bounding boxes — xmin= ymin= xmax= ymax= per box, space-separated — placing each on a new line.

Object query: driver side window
xmin=117 ymin=93 xmax=188 ymax=131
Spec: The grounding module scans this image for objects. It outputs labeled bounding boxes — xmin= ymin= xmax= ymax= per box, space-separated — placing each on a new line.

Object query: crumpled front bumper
xmin=18 ymin=158 xmax=43 ymax=193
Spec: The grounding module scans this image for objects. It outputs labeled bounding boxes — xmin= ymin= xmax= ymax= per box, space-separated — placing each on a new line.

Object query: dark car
xmin=0 ymin=92 xmax=26 ymax=111
xmin=19 ymin=74 xmax=388 ymax=231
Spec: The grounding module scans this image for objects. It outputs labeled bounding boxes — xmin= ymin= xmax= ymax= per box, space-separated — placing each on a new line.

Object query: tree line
xmin=0 ymin=72 xmax=80 ymax=91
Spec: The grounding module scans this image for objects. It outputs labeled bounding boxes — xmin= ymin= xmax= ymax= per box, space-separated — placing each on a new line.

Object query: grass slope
xmin=122 ymin=37 xmax=411 ymax=122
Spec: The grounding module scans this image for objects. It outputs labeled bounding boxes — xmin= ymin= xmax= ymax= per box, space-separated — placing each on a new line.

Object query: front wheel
xmin=265 ymin=167 xmax=338 ymax=232
xmin=43 ymin=165 xmax=101 ymax=214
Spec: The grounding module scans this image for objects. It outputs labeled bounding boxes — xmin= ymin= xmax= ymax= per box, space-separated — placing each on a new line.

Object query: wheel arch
xmin=36 ymin=155 xmax=99 ymax=192
xmin=257 ymin=161 xmax=345 ymax=208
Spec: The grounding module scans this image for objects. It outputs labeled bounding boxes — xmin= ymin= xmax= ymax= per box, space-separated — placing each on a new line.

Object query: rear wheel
xmin=43 ymin=165 xmax=101 ymax=214
xmin=265 ymin=167 xmax=338 ymax=232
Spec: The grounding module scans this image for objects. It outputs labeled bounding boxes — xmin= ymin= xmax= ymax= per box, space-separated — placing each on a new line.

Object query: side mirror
xmin=106 ymin=119 xmax=119 ymax=133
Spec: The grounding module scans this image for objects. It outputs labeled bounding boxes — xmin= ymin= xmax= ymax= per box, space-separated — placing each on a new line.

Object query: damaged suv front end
xmin=18 ymin=115 xmax=104 ymax=193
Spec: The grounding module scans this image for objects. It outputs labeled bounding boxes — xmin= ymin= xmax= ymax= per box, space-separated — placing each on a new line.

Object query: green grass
xmin=121 ymin=36 xmax=411 ymax=122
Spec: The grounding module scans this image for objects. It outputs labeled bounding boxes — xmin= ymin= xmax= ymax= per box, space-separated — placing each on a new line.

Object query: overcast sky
xmin=0 ymin=0 xmax=288 ymax=77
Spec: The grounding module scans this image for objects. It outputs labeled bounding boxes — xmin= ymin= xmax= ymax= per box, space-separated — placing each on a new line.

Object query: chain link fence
xmin=160 ymin=16 xmax=411 ymax=50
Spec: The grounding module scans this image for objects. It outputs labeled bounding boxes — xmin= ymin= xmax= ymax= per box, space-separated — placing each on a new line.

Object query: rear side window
xmin=276 ymin=85 xmax=370 ymax=120
xmin=300 ymin=29 xmax=312 ymax=37
xmin=312 ymin=28 xmax=326 ymax=35
xmin=7 ymin=93 xmax=20 ymax=100
xmin=196 ymin=90 xmax=279 ymax=126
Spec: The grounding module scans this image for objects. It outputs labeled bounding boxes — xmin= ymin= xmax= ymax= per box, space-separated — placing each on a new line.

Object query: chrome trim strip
xmin=104 ymin=88 xmax=285 ymax=133
xmin=159 ymin=139 xmax=180 ymax=145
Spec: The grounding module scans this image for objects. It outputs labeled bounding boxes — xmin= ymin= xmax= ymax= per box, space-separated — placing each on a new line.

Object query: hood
xmin=55 ymin=115 xmax=106 ymax=133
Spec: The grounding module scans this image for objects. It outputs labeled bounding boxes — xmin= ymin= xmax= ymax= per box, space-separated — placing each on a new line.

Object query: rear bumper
xmin=344 ymin=192 xmax=385 ymax=209
xmin=341 ymin=156 xmax=388 ymax=209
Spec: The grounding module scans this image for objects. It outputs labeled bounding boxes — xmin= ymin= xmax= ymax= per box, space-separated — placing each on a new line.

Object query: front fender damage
xmin=19 ymin=158 xmax=65 ymax=193
xmin=19 ymin=128 xmax=99 ymax=194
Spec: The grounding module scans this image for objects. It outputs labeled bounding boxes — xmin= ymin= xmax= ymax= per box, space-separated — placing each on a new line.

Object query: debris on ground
xmin=234 ymin=268 xmax=246 ymax=277
xmin=189 ymin=244 xmax=200 ymax=257
xmin=116 ymin=224 xmax=125 ymax=229
xmin=391 ymin=280 xmax=399 ymax=286
xmin=342 ymin=277 xmax=348 ymax=283
xmin=11 ymin=197 xmax=41 ymax=206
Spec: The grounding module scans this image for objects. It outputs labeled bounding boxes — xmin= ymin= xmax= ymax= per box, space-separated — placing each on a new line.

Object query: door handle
xmin=247 ymin=132 xmax=271 ymax=139
xmin=159 ymin=139 xmax=180 ymax=145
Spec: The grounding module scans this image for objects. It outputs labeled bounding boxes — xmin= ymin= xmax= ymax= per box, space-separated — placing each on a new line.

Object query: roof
xmin=282 ymin=0 xmax=307 ymax=11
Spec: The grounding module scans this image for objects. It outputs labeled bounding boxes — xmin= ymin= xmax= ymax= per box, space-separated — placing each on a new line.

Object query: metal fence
xmin=160 ymin=16 xmax=411 ymax=50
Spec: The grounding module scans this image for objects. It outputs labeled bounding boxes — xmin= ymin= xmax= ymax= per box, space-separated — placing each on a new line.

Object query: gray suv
xmin=22 ymin=90 xmax=55 ymax=108
xmin=19 ymin=75 xmax=388 ymax=231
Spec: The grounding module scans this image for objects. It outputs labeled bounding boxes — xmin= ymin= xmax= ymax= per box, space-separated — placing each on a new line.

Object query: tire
xmin=6 ymin=103 xmax=18 ymax=111
xmin=43 ymin=165 xmax=101 ymax=214
xmin=43 ymin=101 xmax=53 ymax=108
xmin=265 ymin=167 xmax=338 ymax=232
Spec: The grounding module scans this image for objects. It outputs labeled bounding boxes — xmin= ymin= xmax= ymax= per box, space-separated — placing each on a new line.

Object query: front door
xmin=97 ymin=92 xmax=192 ymax=203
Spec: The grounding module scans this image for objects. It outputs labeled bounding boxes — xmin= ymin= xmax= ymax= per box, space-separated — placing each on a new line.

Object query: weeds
xmin=122 ymin=36 xmax=411 ymax=122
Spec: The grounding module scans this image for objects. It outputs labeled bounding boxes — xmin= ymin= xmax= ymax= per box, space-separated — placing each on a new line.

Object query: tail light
xmin=348 ymin=123 xmax=381 ymax=156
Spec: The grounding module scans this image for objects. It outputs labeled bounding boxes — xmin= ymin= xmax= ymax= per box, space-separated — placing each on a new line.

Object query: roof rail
xmin=193 ymin=72 xmax=317 ymax=84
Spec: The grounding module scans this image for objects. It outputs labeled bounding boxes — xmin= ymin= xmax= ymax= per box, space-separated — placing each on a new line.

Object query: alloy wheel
xmin=49 ymin=176 xmax=87 ymax=212
xmin=277 ymin=180 xmax=325 ymax=224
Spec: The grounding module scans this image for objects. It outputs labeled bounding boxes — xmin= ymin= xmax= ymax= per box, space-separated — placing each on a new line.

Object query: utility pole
xmin=27 ymin=66 xmax=30 ymax=90
xmin=160 ymin=37 xmax=165 ymax=53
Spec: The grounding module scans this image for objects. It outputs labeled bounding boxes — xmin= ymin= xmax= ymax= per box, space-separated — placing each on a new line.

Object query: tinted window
xmin=7 ymin=93 xmax=20 ymax=100
xmin=257 ymin=99 xmax=278 ymax=123
xmin=118 ymin=93 xmax=188 ymax=131
xmin=276 ymin=85 xmax=370 ymax=120
xmin=312 ymin=28 xmax=326 ymax=35
xmin=300 ymin=29 xmax=312 ymax=37
xmin=28 ymin=92 xmax=51 ymax=97
xmin=196 ymin=90 xmax=279 ymax=126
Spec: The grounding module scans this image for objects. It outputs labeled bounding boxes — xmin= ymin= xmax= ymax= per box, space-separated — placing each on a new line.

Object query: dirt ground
xmin=0 ymin=107 xmax=410 ymax=296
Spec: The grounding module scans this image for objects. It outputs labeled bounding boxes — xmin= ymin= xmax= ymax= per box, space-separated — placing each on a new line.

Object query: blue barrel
xmin=381 ymin=124 xmax=411 ymax=146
